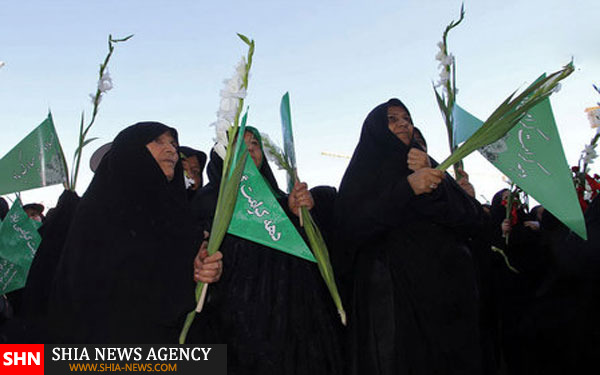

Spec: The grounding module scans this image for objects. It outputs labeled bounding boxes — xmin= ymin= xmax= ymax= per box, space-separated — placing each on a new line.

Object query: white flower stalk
xmin=211 ymin=57 xmax=249 ymax=159
xmin=581 ymin=143 xmax=598 ymax=169
xmin=434 ymin=43 xmax=453 ymax=96
xmin=98 ymin=68 xmax=113 ymax=93
xmin=89 ymin=68 xmax=114 ymax=104
xmin=70 ymin=34 xmax=133 ymax=191
xmin=261 ymin=132 xmax=292 ymax=173
xmin=432 ymin=4 xmax=464 ymax=177
xmin=180 ymin=33 xmax=256 ymax=344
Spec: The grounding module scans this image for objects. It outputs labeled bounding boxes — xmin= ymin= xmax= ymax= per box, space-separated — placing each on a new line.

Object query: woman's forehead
xmin=387 ymin=106 xmax=409 ymax=116
xmin=156 ymin=131 xmax=177 ymax=142
xmin=244 ymin=130 xmax=258 ymax=141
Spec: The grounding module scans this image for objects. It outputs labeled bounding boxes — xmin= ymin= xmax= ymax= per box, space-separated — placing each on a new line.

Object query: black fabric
xmin=48 ymin=122 xmax=199 ymax=343
xmin=0 ymin=197 xmax=8 ymax=220
xmin=467 ymin=210 xmax=501 ymax=375
xmin=488 ymin=189 xmax=562 ymax=375
xmin=520 ymin=194 xmax=600 ymax=375
xmin=190 ymin=149 xmax=226 ymax=232
xmin=20 ymin=189 xmax=80 ymax=342
xmin=191 ymin=140 xmax=343 ymax=374
xmin=334 ymin=99 xmax=484 ymax=375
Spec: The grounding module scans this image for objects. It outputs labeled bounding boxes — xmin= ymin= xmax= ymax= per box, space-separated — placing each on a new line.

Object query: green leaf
xmin=237 ymin=33 xmax=251 ymax=46
xmin=110 ymin=34 xmax=134 ymax=43
xmin=81 ymin=137 xmax=99 ymax=148
xmin=300 ymin=208 xmax=346 ymax=325
xmin=433 ymin=86 xmax=448 ymax=121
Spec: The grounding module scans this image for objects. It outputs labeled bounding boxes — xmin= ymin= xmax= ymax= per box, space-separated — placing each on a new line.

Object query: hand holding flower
xmin=407 ymin=148 xmax=431 ymax=171
xmin=407 ymin=168 xmax=444 ymax=195
xmin=193 ymin=232 xmax=223 ymax=283
xmin=288 ymin=181 xmax=314 ymax=216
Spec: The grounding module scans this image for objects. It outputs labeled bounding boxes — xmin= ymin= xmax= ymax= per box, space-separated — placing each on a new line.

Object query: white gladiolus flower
xmin=215 ymin=127 xmax=228 ymax=145
xmin=97 ymin=69 xmax=113 ymax=93
xmin=441 ymin=53 xmax=454 ymax=68
xmin=220 ymin=97 xmax=238 ymax=112
xmin=235 ymin=57 xmax=246 ymax=76
xmin=583 ymin=145 xmax=597 ymax=160
xmin=436 ymin=69 xmax=450 ymax=90
xmin=214 ymin=143 xmax=227 ymax=159
xmin=435 ymin=50 xmax=446 ymax=62
xmin=210 ymin=55 xmax=249 ymax=160
xmin=260 ymin=132 xmax=291 ymax=171
xmin=581 ymin=144 xmax=598 ymax=167
xmin=89 ymin=93 xmax=102 ymax=104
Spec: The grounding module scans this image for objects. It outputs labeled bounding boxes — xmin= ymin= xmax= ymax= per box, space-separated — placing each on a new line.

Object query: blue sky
xmin=1 ymin=0 xmax=599 ymax=209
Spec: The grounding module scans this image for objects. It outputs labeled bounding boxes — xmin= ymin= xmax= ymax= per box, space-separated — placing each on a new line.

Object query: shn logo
xmin=3 ymin=352 xmax=41 ymax=366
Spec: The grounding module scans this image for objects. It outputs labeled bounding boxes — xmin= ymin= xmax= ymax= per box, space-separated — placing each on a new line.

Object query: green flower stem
xmin=300 ymin=207 xmax=347 ymax=325
xmin=69 ymin=34 xmax=133 ymax=191
xmin=180 ymin=34 xmax=255 ymax=344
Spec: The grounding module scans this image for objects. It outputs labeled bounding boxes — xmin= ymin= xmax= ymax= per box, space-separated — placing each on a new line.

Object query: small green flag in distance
xmin=228 ymin=156 xmax=316 ymax=262
xmin=455 ymin=99 xmax=587 ymax=239
xmin=0 ymin=198 xmax=42 ymax=294
xmin=0 ymin=113 xmax=68 ymax=195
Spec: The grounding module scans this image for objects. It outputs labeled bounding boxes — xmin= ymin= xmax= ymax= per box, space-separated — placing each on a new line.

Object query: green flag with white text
xmin=0 ymin=113 xmax=68 ymax=195
xmin=456 ymin=99 xmax=587 ymax=239
xmin=227 ymin=156 xmax=316 ymax=262
xmin=0 ymin=198 xmax=42 ymax=294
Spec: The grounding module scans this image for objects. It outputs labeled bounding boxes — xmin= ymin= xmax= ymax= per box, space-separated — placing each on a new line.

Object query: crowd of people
xmin=0 ymin=98 xmax=599 ymax=375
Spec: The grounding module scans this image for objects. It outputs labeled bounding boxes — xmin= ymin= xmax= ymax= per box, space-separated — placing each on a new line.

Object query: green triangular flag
xmin=227 ymin=156 xmax=316 ymax=262
xmin=280 ymin=92 xmax=297 ymax=193
xmin=462 ymin=99 xmax=587 ymax=239
xmin=0 ymin=198 xmax=42 ymax=294
xmin=453 ymin=103 xmax=484 ymax=146
xmin=0 ymin=113 xmax=68 ymax=195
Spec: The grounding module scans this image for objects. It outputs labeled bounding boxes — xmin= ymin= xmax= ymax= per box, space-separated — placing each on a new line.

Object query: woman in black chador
xmin=191 ymin=127 xmax=343 ymax=375
xmin=49 ymin=122 xmax=222 ymax=343
xmin=335 ymin=99 xmax=485 ymax=375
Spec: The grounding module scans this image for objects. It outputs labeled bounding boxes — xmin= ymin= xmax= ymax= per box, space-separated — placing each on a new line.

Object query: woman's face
xmin=244 ymin=131 xmax=263 ymax=168
xmin=146 ymin=131 xmax=179 ymax=181
xmin=182 ymin=155 xmax=202 ymax=189
xmin=387 ymin=106 xmax=414 ymax=145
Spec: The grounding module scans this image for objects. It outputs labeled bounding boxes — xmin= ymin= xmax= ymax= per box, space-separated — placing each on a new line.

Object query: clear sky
xmin=1 ymin=0 xmax=599 ymax=210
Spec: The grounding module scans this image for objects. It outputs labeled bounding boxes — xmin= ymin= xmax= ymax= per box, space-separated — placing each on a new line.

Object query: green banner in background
xmin=0 ymin=198 xmax=42 ymax=294
xmin=456 ymin=98 xmax=587 ymax=239
xmin=280 ymin=92 xmax=297 ymax=193
xmin=0 ymin=113 xmax=68 ymax=195
xmin=228 ymin=156 xmax=316 ymax=262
